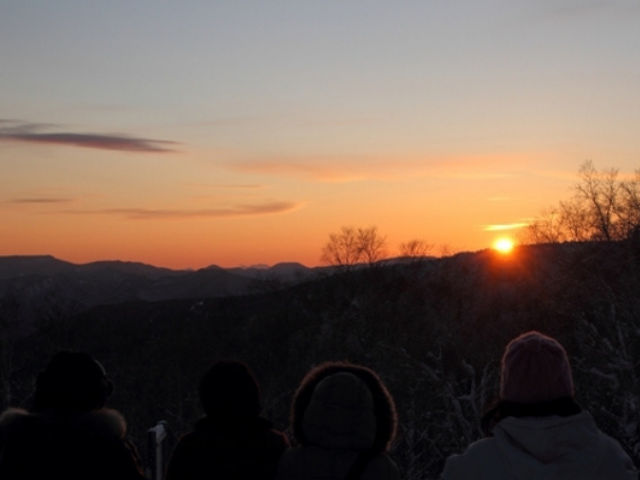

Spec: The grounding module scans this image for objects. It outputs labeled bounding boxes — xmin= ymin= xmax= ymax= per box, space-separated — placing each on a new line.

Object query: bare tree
xmin=524 ymin=161 xmax=640 ymax=244
xmin=321 ymin=226 xmax=360 ymax=270
xmin=399 ymin=239 xmax=434 ymax=259
xmin=438 ymin=244 xmax=454 ymax=258
xmin=616 ymin=170 xmax=640 ymax=239
xmin=523 ymin=207 xmax=565 ymax=244
xmin=321 ymin=226 xmax=387 ymax=270
xmin=357 ymin=226 xmax=388 ymax=265
xmin=575 ymin=161 xmax=620 ymax=241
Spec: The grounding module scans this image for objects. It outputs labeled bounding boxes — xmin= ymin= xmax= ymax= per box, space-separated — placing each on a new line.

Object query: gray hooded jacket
xmin=441 ymin=411 xmax=636 ymax=480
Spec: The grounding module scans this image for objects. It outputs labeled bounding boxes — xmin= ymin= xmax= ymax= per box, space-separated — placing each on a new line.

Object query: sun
xmin=493 ymin=237 xmax=515 ymax=254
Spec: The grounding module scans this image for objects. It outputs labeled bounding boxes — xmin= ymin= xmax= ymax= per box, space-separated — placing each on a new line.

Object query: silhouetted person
xmin=441 ymin=331 xmax=637 ymax=480
xmin=0 ymin=351 xmax=145 ymax=480
xmin=276 ymin=361 xmax=400 ymax=480
xmin=165 ymin=360 xmax=289 ymax=480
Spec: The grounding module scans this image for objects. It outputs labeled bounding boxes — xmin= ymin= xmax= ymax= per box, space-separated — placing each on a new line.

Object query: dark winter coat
xmin=277 ymin=363 xmax=400 ymax=480
xmin=0 ymin=407 xmax=145 ymax=480
xmin=165 ymin=416 xmax=289 ymax=480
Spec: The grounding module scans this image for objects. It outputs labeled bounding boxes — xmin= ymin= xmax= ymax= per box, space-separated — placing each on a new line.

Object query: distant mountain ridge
xmin=0 ymin=255 xmax=316 ymax=332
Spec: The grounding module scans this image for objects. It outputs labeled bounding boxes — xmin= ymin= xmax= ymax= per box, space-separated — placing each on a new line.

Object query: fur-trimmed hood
xmin=0 ymin=407 xmax=128 ymax=441
xmin=290 ymin=362 xmax=397 ymax=454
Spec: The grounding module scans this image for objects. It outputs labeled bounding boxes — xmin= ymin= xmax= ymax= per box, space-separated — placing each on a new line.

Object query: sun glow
xmin=493 ymin=237 xmax=515 ymax=254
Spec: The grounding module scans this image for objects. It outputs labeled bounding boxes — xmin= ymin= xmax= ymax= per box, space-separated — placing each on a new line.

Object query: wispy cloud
xmin=482 ymin=223 xmax=529 ymax=232
xmin=231 ymin=159 xmax=369 ymax=182
xmin=61 ymin=201 xmax=302 ymax=220
xmin=229 ymin=153 xmax=530 ymax=183
xmin=0 ymin=120 xmax=178 ymax=153
xmin=7 ymin=197 xmax=75 ymax=204
xmin=230 ymin=154 xmax=455 ymax=182
xmin=184 ymin=183 xmax=267 ymax=190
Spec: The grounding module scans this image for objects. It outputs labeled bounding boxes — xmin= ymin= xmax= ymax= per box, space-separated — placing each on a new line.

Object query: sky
xmin=1 ymin=1 xmax=639 ymax=269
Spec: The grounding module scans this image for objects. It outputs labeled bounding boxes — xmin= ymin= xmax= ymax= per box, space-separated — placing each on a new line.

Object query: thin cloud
xmin=213 ymin=184 xmax=266 ymax=189
xmin=230 ymin=153 xmax=531 ymax=182
xmin=0 ymin=121 xmax=178 ymax=153
xmin=482 ymin=223 xmax=529 ymax=232
xmin=231 ymin=159 xmax=369 ymax=182
xmin=230 ymin=154 xmax=447 ymax=182
xmin=7 ymin=197 xmax=75 ymax=204
xmin=437 ymin=172 xmax=518 ymax=180
xmin=61 ymin=201 xmax=302 ymax=220
xmin=185 ymin=183 xmax=267 ymax=190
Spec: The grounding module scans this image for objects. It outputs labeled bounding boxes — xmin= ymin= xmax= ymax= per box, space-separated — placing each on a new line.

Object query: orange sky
xmin=1 ymin=2 xmax=639 ymax=269
xmin=0 ymin=147 xmax=582 ymax=268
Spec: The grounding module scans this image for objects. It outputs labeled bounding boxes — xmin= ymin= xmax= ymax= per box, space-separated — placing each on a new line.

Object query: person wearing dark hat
xmin=0 ymin=351 xmax=145 ymax=480
xmin=165 ymin=360 xmax=289 ymax=480
xmin=441 ymin=331 xmax=637 ymax=480
xmin=276 ymin=361 xmax=400 ymax=480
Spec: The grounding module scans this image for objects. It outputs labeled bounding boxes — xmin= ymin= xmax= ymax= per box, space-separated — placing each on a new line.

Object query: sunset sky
xmin=1 ymin=1 xmax=639 ymax=269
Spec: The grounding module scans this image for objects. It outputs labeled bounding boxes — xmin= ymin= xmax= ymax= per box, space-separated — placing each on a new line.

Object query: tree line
xmin=524 ymin=160 xmax=640 ymax=244
xmin=321 ymin=161 xmax=640 ymax=271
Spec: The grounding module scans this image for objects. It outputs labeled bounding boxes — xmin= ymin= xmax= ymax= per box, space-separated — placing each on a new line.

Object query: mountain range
xmin=0 ymin=255 xmax=317 ymax=332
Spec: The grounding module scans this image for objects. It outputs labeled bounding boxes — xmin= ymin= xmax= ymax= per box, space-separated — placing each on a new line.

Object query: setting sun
xmin=493 ymin=238 xmax=515 ymax=254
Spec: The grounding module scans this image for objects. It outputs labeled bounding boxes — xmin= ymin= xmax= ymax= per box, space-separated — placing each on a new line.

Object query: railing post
xmin=146 ymin=420 xmax=169 ymax=480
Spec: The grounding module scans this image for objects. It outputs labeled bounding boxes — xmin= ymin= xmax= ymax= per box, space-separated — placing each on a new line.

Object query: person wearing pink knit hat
xmin=501 ymin=330 xmax=574 ymax=403
xmin=441 ymin=331 xmax=637 ymax=480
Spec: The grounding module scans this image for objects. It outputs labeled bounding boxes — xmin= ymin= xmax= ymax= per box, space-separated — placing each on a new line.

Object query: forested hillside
xmin=1 ymin=241 xmax=639 ymax=479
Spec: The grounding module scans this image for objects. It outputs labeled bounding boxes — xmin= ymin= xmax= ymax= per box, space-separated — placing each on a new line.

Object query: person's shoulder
xmin=57 ymin=408 xmax=129 ymax=442
xmin=577 ymin=411 xmax=637 ymax=479
xmin=264 ymin=427 xmax=290 ymax=448
xmin=441 ymin=438 xmax=498 ymax=480
xmin=362 ymin=453 xmax=401 ymax=480
xmin=594 ymin=431 xmax=637 ymax=479
xmin=450 ymin=437 xmax=497 ymax=460
xmin=249 ymin=417 xmax=290 ymax=452
xmin=277 ymin=448 xmax=400 ymax=480
xmin=0 ymin=408 xmax=41 ymax=442
xmin=0 ymin=408 xmax=30 ymax=430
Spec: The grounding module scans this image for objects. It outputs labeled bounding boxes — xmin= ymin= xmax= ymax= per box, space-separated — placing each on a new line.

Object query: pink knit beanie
xmin=500 ymin=331 xmax=574 ymax=403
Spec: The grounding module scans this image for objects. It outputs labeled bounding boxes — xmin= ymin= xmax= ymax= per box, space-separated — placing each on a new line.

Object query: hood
xmin=291 ymin=362 xmax=397 ymax=453
xmin=493 ymin=411 xmax=610 ymax=480
xmin=302 ymin=372 xmax=377 ymax=451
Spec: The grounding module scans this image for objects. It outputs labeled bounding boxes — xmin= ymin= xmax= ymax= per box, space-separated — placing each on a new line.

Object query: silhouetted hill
xmin=0 ymin=256 xmax=318 ymax=331
xmin=2 ymin=241 xmax=640 ymax=478
xmin=225 ymin=262 xmax=313 ymax=280
xmin=0 ymin=255 xmax=76 ymax=280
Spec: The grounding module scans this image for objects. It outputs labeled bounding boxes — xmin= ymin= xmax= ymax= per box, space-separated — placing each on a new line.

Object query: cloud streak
xmin=61 ymin=201 xmax=302 ymax=220
xmin=0 ymin=121 xmax=178 ymax=153
xmin=231 ymin=159 xmax=369 ymax=182
xmin=482 ymin=223 xmax=529 ymax=232
xmin=7 ymin=197 xmax=75 ymax=204
xmin=229 ymin=154 xmax=531 ymax=182
xmin=185 ymin=183 xmax=267 ymax=190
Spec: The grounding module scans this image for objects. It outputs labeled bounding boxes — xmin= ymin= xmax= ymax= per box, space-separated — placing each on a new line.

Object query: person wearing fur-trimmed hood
xmin=440 ymin=331 xmax=637 ymax=480
xmin=0 ymin=351 xmax=144 ymax=480
xmin=276 ymin=361 xmax=400 ymax=480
